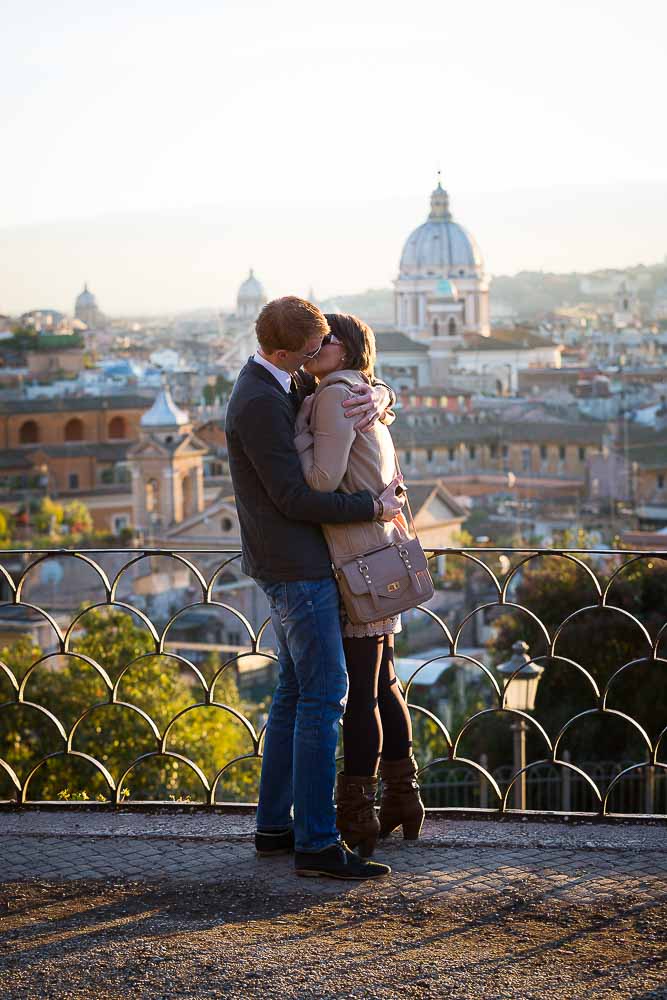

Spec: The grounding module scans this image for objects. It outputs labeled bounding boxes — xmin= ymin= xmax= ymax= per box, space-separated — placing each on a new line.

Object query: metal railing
xmin=0 ymin=546 xmax=665 ymax=817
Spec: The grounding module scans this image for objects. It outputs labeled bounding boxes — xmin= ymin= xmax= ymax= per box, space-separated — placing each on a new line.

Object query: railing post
xmin=561 ymin=749 xmax=571 ymax=813
xmin=479 ymin=752 xmax=488 ymax=809
xmin=644 ymin=764 xmax=655 ymax=815
xmin=511 ymin=720 xmax=527 ymax=810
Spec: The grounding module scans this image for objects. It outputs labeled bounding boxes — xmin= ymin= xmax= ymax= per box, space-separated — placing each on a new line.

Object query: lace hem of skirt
xmin=341 ymin=610 xmax=401 ymax=639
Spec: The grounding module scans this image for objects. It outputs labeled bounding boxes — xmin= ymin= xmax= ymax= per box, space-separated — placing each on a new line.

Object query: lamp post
xmin=498 ymin=640 xmax=544 ymax=810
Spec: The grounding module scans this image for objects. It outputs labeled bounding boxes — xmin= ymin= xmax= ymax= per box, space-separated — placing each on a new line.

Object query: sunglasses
xmin=301 ymin=333 xmax=340 ymax=359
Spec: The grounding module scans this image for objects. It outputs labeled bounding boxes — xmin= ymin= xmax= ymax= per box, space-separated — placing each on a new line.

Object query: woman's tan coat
xmin=294 ymin=369 xmax=408 ymax=568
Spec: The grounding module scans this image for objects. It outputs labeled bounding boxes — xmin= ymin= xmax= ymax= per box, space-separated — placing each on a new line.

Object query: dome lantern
xmin=429 ymin=180 xmax=452 ymax=221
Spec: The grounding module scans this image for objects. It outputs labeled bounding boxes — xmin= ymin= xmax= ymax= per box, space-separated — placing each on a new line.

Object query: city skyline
xmin=2 ymin=178 xmax=666 ymax=317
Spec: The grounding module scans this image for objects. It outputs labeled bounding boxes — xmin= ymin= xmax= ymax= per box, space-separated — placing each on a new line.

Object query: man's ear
xmin=275 ymin=350 xmax=289 ymax=363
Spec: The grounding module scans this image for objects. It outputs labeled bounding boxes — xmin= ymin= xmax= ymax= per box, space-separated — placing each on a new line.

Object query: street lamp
xmin=498 ymin=640 xmax=544 ymax=810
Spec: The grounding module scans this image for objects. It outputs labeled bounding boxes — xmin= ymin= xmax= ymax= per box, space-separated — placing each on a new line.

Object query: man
xmin=226 ymin=296 xmax=404 ymax=880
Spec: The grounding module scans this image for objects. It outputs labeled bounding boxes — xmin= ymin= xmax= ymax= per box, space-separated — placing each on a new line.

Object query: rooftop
xmin=392 ymin=418 xmax=606 ymax=447
xmin=375 ymin=330 xmax=430 ymax=353
xmin=0 ymin=394 xmax=154 ymax=415
xmin=460 ymin=328 xmax=561 ymax=352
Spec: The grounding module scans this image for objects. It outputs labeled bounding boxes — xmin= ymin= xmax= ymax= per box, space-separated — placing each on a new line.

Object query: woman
xmin=294 ymin=313 xmax=425 ymax=856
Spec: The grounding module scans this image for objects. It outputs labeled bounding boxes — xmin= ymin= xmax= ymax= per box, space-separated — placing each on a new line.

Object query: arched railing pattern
xmin=0 ymin=546 xmax=664 ymax=816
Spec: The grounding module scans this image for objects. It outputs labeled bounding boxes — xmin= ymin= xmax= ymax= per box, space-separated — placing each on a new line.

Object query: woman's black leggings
xmin=342 ymin=634 xmax=412 ymax=776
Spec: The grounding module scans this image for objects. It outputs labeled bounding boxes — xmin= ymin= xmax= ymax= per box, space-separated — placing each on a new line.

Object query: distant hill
xmin=318 ymin=288 xmax=394 ymax=326
xmin=319 ymin=260 xmax=667 ymax=326
xmin=490 ymin=261 xmax=667 ymax=319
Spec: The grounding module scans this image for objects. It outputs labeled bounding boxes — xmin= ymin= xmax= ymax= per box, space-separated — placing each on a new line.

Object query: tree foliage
xmin=489 ymin=555 xmax=667 ymax=764
xmin=0 ymin=609 xmax=257 ymax=802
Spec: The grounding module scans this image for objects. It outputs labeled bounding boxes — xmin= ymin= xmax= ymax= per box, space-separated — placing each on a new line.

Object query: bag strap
xmin=391 ymin=447 xmax=418 ymax=539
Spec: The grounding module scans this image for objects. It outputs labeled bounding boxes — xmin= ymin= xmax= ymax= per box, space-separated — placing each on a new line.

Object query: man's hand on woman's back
xmin=342 ymin=384 xmax=392 ymax=431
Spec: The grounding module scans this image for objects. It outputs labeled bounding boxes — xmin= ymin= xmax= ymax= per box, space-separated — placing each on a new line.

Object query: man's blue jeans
xmin=255 ymin=576 xmax=348 ymax=852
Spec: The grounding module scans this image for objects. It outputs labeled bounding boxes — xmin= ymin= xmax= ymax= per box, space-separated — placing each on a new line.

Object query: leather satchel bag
xmin=334 ymin=476 xmax=435 ymax=625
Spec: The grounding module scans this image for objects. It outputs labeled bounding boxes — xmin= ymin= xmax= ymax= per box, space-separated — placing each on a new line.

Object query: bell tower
xmin=128 ymin=385 xmax=207 ymax=539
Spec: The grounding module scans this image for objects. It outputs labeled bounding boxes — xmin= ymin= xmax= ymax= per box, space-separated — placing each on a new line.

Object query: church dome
xmin=399 ymin=182 xmax=483 ymax=277
xmin=75 ymin=283 xmax=97 ymax=309
xmin=237 ymin=269 xmax=266 ymax=304
xmin=140 ymin=386 xmax=190 ymax=429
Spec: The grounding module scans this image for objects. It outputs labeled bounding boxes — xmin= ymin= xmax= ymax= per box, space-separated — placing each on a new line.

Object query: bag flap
xmin=338 ymin=540 xmax=429 ymax=596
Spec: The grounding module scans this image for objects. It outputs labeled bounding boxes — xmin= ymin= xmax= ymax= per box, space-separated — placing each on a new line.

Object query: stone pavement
xmin=1 ymin=811 xmax=665 ymax=905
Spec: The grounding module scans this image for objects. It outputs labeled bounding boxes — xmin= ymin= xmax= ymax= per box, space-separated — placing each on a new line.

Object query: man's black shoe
xmin=294 ymin=842 xmax=391 ymax=880
xmin=255 ymin=828 xmax=295 ymax=857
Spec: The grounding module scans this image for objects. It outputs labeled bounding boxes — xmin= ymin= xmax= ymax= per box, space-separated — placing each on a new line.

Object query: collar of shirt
xmin=253 ymin=351 xmax=292 ymax=394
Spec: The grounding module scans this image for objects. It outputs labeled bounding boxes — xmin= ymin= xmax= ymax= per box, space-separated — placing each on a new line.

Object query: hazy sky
xmin=2 ymin=0 xmax=666 ymax=314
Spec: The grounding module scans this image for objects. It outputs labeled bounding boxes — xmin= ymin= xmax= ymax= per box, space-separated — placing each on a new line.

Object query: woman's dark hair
xmin=324 ymin=313 xmax=376 ymax=378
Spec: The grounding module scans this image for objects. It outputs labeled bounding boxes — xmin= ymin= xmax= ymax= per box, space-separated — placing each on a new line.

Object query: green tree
xmin=0 ymin=609 xmax=257 ymax=803
xmin=488 ymin=556 xmax=667 ymax=767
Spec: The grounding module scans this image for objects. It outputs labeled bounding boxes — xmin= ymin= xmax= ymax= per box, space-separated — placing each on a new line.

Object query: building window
xmin=448 ymin=447 xmax=456 ymax=462
xmin=448 ymin=318 xmax=457 ymax=336
xmin=540 ymin=445 xmax=547 ymax=460
xmin=502 ymin=444 xmax=509 ymax=458
xmin=221 ymin=517 xmax=233 ymax=532
xmin=64 ymin=417 xmax=84 ymax=442
xmin=490 ymin=444 xmax=498 ymax=459
xmin=432 ymin=319 xmax=439 ymax=337
xmin=658 ymin=474 xmax=665 ymax=490
xmin=578 ymin=446 xmax=586 ymax=462
xmin=19 ymin=420 xmax=39 ymax=445
xmin=522 ymin=448 xmax=531 ymax=472
xmin=108 ymin=416 xmax=127 ymax=439
xmin=468 ymin=445 xmax=476 ymax=460
xmin=68 ymin=473 xmax=79 ymax=490
xmin=404 ymin=451 xmax=412 ymax=464
xmin=559 ymin=446 xmax=566 ymax=460
xmin=426 ymin=449 xmax=433 ymax=463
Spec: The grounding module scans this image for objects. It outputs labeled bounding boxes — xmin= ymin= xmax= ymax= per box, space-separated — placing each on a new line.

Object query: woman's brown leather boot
xmin=378 ymin=756 xmax=425 ymax=841
xmin=335 ymin=773 xmax=380 ymax=857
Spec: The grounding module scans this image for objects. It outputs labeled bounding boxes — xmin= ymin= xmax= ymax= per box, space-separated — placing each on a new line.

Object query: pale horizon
xmin=2 ymin=0 xmax=665 ymax=315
